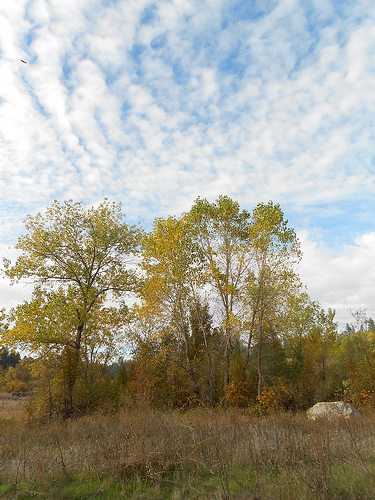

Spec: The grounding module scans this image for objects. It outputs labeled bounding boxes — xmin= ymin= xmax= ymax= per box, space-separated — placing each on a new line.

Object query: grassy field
xmin=0 ymin=392 xmax=28 ymax=421
xmin=0 ymin=395 xmax=374 ymax=499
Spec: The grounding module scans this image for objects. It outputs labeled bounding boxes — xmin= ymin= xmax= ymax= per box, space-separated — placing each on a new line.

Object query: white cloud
xmin=0 ymin=0 xmax=375 ymax=318
xmin=298 ymin=230 xmax=375 ymax=328
xmin=0 ymin=244 xmax=32 ymax=311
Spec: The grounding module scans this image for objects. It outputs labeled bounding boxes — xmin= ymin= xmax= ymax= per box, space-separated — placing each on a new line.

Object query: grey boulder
xmin=307 ymin=401 xmax=360 ymax=420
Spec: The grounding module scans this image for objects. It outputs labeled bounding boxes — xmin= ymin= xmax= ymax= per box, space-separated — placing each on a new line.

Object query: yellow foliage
xmin=257 ymin=383 xmax=292 ymax=412
xmin=222 ymin=381 xmax=251 ymax=407
xmin=1 ymin=364 xmax=32 ymax=393
xmin=2 ymin=380 xmax=29 ymax=393
xmin=358 ymin=389 xmax=375 ymax=410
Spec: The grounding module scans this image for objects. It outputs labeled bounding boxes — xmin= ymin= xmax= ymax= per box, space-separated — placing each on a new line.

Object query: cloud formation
xmin=298 ymin=230 xmax=375 ymax=327
xmin=1 ymin=0 xmax=375 ymax=325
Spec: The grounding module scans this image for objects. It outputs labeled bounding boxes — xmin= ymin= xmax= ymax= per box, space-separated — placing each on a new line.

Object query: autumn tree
xmin=245 ymin=201 xmax=302 ymax=396
xmin=134 ymin=197 xmax=303 ymax=405
xmin=3 ymin=199 xmax=140 ymax=417
xmin=338 ymin=310 xmax=375 ymax=408
xmin=187 ymin=196 xmax=252 ymax=394
xmin=281 ymin=292 xmax=338 ymax=407
xmin=135 ymin=215 xmax=209 ymax=404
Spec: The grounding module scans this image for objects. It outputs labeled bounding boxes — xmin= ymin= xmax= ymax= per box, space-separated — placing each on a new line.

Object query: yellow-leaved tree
xmin=245 ymin=201 xmax=302 ymax=396
xmin=187 ymin=196 xmax=252 ymax=395
xmin=3 ymin=199 xmax=140 ymax=418
xmin=132 ymin=215 xmax=209 ymax=406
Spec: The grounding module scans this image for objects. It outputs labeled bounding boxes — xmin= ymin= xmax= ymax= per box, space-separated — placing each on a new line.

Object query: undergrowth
xmin=1 ymin=404 xmax=375 ymax=499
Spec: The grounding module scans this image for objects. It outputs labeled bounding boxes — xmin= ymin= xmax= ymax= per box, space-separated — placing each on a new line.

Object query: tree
xmin=0 ymin=348 xmax=21 ymax=370
xmin=343 ymin=309 xmax=375 ymax=335
xmin=187 ymin=196 xmax=252 ymax=393
xmin=137 ymin=215 xmax=205 ymax=403
xmin=245 ymin=202 xmax=301 ymax=395
xmin=282 ymin=293 xmax=338 ymax=407
xmin=126 ymin=196 xmax=340 ymax=410
xmin=0 ymin=308 xmax=22 ymax=371
xmin=3 ymin=199 xmax=140 ymax=417
xmin=338 ymin=311 xmax=375 ymax=408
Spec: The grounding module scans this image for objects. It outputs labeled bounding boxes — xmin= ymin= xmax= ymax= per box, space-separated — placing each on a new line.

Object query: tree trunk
xmin=223 ymin=333 xmax=231 ymax=392
xmin=62 ymin=322 xmax=84 ymax=419
xmin=257 ymin=276 xmax=265 ymax=397
xmin=61 ymin=346 xmax=80 ymax=419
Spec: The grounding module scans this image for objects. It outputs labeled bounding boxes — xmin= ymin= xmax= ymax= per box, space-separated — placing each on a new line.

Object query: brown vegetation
xmin=0 ymin=392 xmax=28 ymax=422
xmin=0 ymin=401 xmax=375 ymax=499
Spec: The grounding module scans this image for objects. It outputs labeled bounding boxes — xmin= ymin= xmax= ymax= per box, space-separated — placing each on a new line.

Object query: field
xmin=0 ymin=395 xmax=375 ymax=499
xmin=0 ymin=392 xmax=29 ymax=422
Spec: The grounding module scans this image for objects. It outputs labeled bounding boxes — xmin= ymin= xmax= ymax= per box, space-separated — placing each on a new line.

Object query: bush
xmin=257 ymin=382 xmax=293 ymax=412
xmin=1 ymin=363 xmax=33 ymax=393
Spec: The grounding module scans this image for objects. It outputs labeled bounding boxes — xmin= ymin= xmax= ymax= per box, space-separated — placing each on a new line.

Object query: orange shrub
xmin=257 ymin=382 xmax=292 ymax=412
xmin=222 ymin=381 xmax=252 ymax=407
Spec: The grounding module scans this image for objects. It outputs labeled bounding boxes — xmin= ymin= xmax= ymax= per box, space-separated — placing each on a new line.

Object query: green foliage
xmin=3 ymin=195 xmax=365 ymax=414
xmin=0 ymin=312 xmax=20 ymax=370
xmin=3 ymin=199 xmax=140 ymax=417
xmin=0 ymin=348 xmax=21 ymax=370
xmin=337 ymin=327 xmax=375 ymax=408
xmin=279 ymin=293 xmax=339 ymax=407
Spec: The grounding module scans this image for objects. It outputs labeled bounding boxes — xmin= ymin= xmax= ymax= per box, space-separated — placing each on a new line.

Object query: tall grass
xmin=0 ymin=402 xmax=375 ymax=498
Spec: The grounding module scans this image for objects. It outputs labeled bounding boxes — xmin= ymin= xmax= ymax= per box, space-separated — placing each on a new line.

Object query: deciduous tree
xmin=3 ymin=199 xmax=140 ymax=416
xmin=187 ymin=196 xmax=252 ymax=392
xmin=245 ymin=201 xmax=301 ymax=395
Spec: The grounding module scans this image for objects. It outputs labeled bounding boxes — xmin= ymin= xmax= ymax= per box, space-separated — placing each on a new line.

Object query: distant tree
xmin=1 ymin=361 xmax=32 ymax=393
xmin=0 ymin=308 xmax=20 ymax=370
xmin=0 ymin=348 xmax=21 ymax=370
xmin=343 ymin=309 xmax=375 ymax=335
xmin=338 ymin=310 xmax=375 ymax=408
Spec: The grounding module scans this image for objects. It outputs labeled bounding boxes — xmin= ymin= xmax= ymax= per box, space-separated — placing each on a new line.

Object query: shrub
xmin=257 ymin=382 xmax=293 ymax=412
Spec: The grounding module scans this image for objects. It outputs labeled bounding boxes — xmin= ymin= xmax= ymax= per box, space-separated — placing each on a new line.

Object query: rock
xmin=307 ymin=401 xmax=360 ymax=421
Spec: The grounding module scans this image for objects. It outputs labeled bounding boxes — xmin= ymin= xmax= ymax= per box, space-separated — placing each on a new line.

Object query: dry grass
xmin=0 ymin=402 xmax=375 ymax=498
xmin=0 ymin=392 xmax=29 ymax=422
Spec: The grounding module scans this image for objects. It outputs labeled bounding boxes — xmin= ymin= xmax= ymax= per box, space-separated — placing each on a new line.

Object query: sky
xmin=1 ymin=0 xmax=375 ymax=328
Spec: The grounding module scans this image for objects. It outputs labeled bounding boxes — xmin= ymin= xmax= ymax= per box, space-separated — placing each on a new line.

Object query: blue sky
xmin=1 ymin=0 xmax=375 ymax=326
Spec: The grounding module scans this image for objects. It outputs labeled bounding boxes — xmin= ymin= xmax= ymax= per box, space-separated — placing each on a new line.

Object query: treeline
xmin=0 ymin=197 xmax=374 ymax=418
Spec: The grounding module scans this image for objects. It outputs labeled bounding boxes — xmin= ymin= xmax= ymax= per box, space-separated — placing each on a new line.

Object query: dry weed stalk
xmin=0 ymin=406 xmax=375 ymax=498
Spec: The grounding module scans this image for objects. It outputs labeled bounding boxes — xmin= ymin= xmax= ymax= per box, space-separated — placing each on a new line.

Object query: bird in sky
xmin=20 ymin=59 xmax=27 ymax=64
